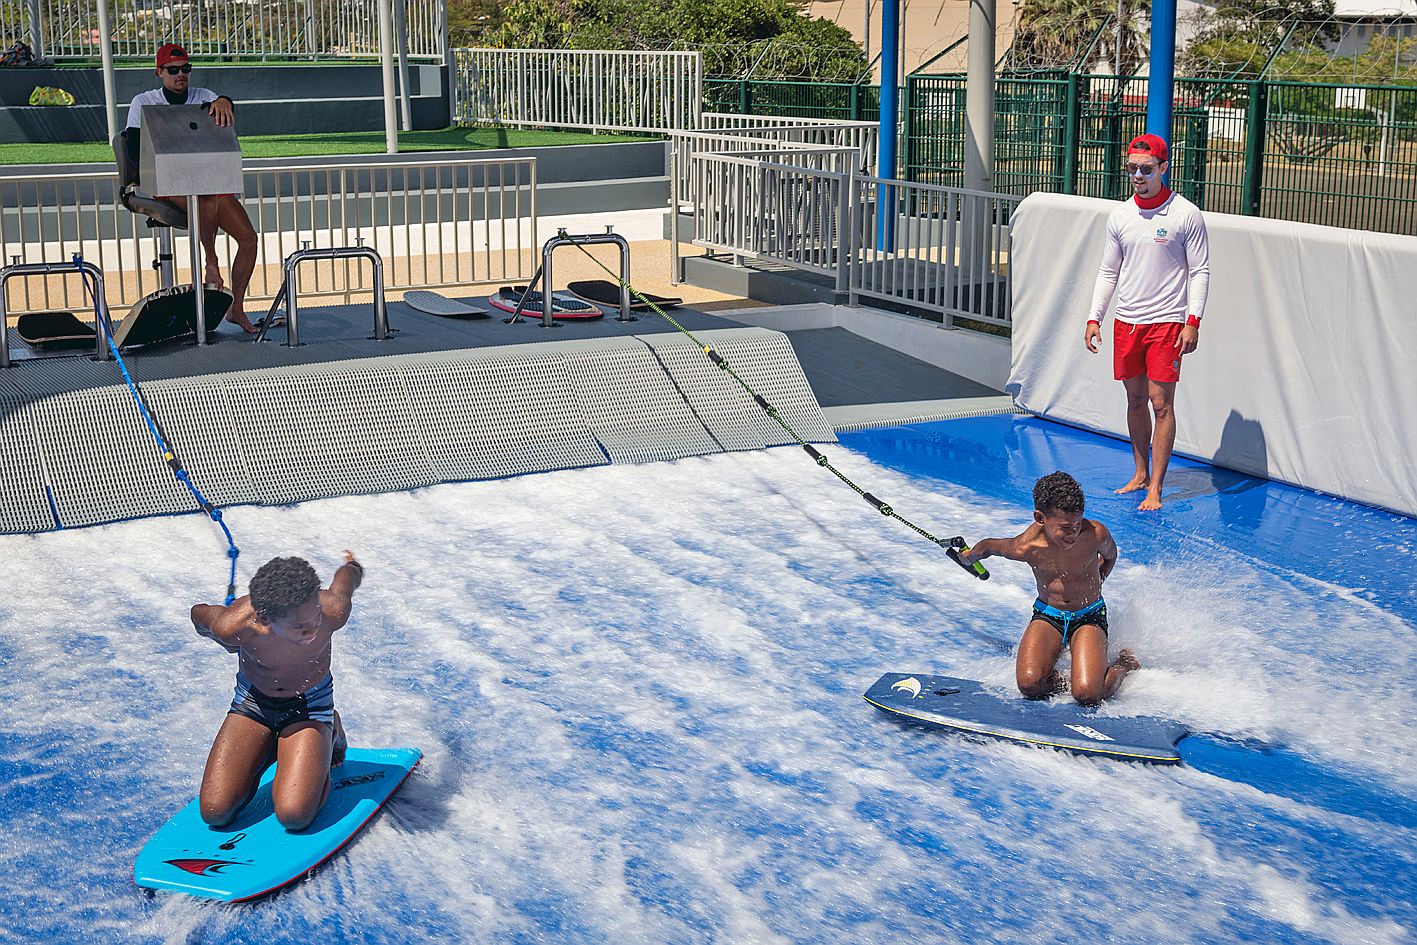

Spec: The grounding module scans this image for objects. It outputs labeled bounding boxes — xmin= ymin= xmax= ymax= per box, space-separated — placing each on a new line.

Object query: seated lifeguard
xmin=125 ymin=43 xmax=260 ymax=333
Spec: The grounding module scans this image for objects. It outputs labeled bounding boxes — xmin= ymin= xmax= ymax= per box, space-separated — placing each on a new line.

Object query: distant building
xmin=804 ymin=0 xmax=1014 ymax=80
xmin=1329 ymin=0 xmax=1417 ymax=58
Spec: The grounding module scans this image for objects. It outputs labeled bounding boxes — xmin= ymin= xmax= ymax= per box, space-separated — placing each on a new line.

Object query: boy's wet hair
xmin=249 ymin=556 xmax=320 ymax=622
xmin=1033 ymin=471 xmax=1085 ymax=515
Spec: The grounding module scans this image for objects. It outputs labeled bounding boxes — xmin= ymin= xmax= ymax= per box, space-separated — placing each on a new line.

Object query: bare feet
xmin=330 ymin=711 xmax=347 ymax=768
xmin=1101 ymin=648 xmax=1140 ymax=700
xmin=1045 ymin=670 xmax=1067 ymax=697
xmin=204 ymin=264 xmax=225 ymax=290
xmin=224 ymin=310 xmax=258 ymax=334
xmin=1115 ymin=473 xmax=1150 ymax=495
xmin=1137 ymin=489 xmax=1163 ymax=511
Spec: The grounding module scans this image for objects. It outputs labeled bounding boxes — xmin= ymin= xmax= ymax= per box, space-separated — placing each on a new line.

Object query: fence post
xmin=1185 ymin=111 xmax=1209 ymax=210
xmin=1241 ymin=79 xmax=1267 ymax=217
xmin=1060 ymin=73 xmax=1081 ymax=194
xmin=739 ymin=79 xmax=750 ymax=115
xmin=1103 ymin=84 xmax=1123 ymax=200
xmin=851 ymin=82 xmax=863 ymax=122
xmin=902 ymin=75 xmax=915 ymax=182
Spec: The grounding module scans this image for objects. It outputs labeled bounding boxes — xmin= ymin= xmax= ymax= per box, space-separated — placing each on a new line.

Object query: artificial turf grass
xmin=0 ymin=126 xmax=649 ymax=165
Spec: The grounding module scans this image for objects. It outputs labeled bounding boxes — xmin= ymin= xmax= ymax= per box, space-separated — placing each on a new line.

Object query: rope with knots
xmin=74 ymin=253 xmax=241 ymax=603
xmin=560 ymin=240 xmax=990 ymax=581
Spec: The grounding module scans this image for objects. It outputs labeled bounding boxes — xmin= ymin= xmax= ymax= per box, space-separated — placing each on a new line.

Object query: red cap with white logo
xmin=1127 ymin=133 xmax=1168 ymax=164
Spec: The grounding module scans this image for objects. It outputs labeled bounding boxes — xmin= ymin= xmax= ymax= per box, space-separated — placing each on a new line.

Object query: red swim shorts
xmin=1113 ymin=320 xmax=1184 ymax=383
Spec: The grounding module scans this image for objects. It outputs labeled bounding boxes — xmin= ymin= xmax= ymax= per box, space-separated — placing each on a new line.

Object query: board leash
xmin=561 ymin=241 xmax=989 ymax=581
xmin=74 ymin=253 xmax=242 ymax=603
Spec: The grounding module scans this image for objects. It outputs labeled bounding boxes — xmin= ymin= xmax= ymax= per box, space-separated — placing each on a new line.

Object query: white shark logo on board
xmin=1064 ymin=724 xmax=1114 ymax=742
xmin=891 ymin=677 xmax=923 ymax=699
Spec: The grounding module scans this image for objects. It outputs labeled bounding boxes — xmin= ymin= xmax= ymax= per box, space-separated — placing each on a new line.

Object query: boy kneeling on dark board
xmin=190 ymin=553 xmax=363 ymax=831
xmin=958 ymin=472 xmax=1140 ymax=704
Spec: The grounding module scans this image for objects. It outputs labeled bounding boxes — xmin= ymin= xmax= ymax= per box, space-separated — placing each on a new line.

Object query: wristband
xmin=1186 ymin=314 xmax=1201 ymax=328
xmin=1087 ymin=319 xmax=1100 ymax=327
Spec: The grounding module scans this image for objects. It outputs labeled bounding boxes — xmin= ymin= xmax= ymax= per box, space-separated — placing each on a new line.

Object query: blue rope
xmin=73 ymin=254 xmax=241 ymax=604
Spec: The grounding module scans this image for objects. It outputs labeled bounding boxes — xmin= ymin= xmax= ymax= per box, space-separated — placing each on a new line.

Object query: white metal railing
xmin=689 ymin=152 xmax=851 ymax=290
xmin=682 ymin=154 xmax=1019 ymax=328
xmin=670 ymin=130 xmax=859 ymax=211
xmin=851 ymin=177 xmax=1020 ymax=327
xmin=700 ymin=112 xmax=879 ymax=173
xmin=0 ymin=156 xmax=536 ymax=317
xmin=4 ymin=0 xmax=444 ymax=61
xmin=453 ymin=48 xmax=702 ymax=133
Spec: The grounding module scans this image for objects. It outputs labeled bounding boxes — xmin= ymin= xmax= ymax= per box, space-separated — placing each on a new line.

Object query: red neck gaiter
xmin=1134 ymin=186 xmax=1173 ymax=211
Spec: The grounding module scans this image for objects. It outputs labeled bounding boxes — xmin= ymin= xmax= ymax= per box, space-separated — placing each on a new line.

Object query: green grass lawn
xmin=0 ymin=126 xmax=651 ymax=165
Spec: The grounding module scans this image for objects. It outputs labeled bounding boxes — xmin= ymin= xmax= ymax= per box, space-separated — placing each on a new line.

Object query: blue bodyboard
xmin=135 ymin=746 xmax=421 ymax=902
xmin=865 ymin=673 xmax=1187 ymax=764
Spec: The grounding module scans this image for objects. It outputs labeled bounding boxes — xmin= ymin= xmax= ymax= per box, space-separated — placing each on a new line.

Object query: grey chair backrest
xmin=113 ymin=131 xmax=188 ymax=230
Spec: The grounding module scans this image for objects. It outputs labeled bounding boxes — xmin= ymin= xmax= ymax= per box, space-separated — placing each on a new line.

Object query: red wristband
xmin=1186 ymin=315 xmax=1201 ymax=328
xmin=1088 ymin=319 xmax=1100 ymax=326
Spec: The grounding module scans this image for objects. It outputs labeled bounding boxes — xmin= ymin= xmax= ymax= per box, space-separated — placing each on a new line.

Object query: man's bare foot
xmin=1115 ymin=474 xmax=1150 ymax=495
xmin=330 ymin=711 xmax=347 ymax=768
xmin=204 ymin=265 xmax=225 ymax=290
xmin=1137 ymin=490 xmax=1163 ymax=511
xmin=224 ymin=310 xmax=258 ymax=334
xmin=1099 ymin=648 xmax=1140 ymax=701
xmin=1046 ymin=670 xmax=1067 ymax=696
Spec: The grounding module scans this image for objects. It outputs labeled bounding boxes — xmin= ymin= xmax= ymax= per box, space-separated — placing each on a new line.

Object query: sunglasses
xmin=163 ymin=64 xmax=192 ymax=75
xmin=1126 ymin=163 xmax=1160 ymax=177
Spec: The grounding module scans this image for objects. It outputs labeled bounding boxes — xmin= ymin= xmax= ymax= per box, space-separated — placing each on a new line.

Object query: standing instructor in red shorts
xmin=1085 ymin=134 xmax=1210 ymax=511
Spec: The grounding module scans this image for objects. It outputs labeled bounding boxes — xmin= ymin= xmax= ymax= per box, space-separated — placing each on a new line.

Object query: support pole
xmin=97 ymin=0 xmax=119 ymax=143
xmin=875 ymin=0 xmax=900 ymax=249
xmin=964 ymin=0 xmax=996 ymax=194
xmin=961 ymin=0 xmax=996 ymax=294
xmin=377 ymin=0 xmax=399 ymax=153
xmin=876 ymin=0 xmax=899 ymax=181
xmin=1147 ymin=0 xmax=1177 ymax=149
xmin=26 ymin=0 xmax=45 ymax=60
xmin=393 ymin=0 xmax=413 ymax=131
xmin=188 ymin=197 xmax=207 ymax=346
xmin=438 ymin=0 xmax=455 ymax=122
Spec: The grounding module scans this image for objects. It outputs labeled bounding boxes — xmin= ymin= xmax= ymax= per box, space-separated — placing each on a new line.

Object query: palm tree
xmin=1009 ymin=0 xmax=1145 ymax=75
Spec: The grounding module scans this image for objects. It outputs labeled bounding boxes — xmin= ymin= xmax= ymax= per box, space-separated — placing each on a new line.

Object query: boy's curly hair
xmin=1033 ymin=471 xmax=1085 ymax=516
xmin=249 ymin=556 xmax=320 ymax=622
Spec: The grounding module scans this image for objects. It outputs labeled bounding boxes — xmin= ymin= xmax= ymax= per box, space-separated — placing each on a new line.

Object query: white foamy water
xmin=0 ymin=446 xmax=1411 ymax=945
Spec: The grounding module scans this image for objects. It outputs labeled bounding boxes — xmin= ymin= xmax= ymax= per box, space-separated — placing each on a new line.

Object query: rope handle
xmin=942 ymin=537 xmax=991 ymax=581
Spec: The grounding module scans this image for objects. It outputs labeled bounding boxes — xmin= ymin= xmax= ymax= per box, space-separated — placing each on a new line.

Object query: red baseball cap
xmin=156 ymin=43 xmax=189 ymax=68
xmin=1127 ymin=133 xmax=1168 ymax=164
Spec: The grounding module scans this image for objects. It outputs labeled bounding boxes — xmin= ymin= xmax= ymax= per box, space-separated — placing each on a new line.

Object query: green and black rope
xmin=563 ymin=240 xmax=989 ymax=581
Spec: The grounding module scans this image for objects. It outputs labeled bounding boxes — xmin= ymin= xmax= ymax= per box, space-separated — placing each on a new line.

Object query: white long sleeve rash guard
xmin=1088 ymin=191 xmax=1210 ymax=327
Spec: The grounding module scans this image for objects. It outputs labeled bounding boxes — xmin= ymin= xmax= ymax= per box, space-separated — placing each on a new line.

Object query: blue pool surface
xmin=0 ymin=414 xmax=1412 ymax=945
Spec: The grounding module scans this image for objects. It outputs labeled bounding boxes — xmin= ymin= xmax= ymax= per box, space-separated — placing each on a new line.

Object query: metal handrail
xmin=539 ymin=229 xmax=633 ymax=328
xmin=0 ymin=258 xmax=110 ymax=369
xmin=272 ymin=243 xmax=389 ymax=348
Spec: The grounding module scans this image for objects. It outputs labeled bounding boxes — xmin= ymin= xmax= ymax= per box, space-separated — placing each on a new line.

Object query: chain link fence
xmin=710 ymin=73 xmax=1417 ymax=235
